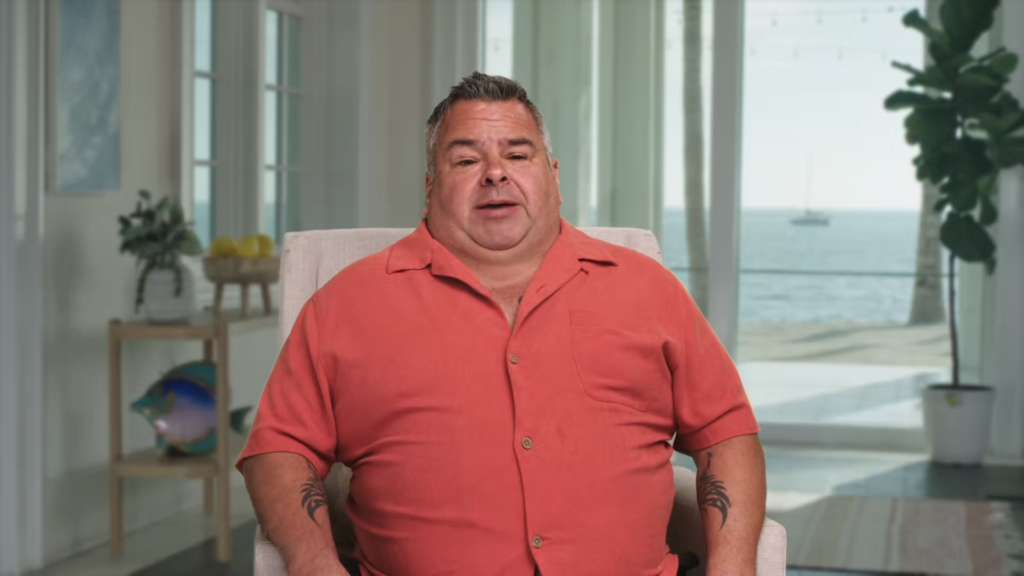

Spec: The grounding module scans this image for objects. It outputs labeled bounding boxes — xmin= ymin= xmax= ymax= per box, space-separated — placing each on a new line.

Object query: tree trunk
xmin=908 ymin=0 xmax=946 ymax=325
xmin=683 ymin=0 xmax=709 ymax=313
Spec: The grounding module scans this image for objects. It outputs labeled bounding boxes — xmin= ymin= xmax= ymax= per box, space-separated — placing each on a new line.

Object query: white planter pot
xmin=922 ymin=385 xmax=995 ymax=465
xmin=142 ymin=266 xmax=196 ymax=322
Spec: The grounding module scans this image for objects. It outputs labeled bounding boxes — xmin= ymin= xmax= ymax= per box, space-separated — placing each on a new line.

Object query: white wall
xmin=41 ymin=0 xmax=277 ymax=563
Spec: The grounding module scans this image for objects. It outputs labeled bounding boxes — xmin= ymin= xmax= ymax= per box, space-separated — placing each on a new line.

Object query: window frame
xmin=262 ymin=5 xmax=305 ymax=244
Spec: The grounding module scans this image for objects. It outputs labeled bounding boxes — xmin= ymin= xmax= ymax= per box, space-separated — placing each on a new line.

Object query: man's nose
xmin=481 ymin=160 xmax=509 ymax=186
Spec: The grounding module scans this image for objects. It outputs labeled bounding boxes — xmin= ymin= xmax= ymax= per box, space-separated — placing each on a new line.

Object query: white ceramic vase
xmin=922 ymin=384 xmax=995 ymax=465
xmin=142 ymin=265 xmax=196 ymax=323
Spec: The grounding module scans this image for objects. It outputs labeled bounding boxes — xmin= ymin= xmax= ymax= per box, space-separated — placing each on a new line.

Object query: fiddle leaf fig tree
xmin=885 ymin=0 xmax=1024 ymax=386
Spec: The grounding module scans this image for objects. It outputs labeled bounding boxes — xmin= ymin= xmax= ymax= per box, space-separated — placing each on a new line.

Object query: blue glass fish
xmin=131 ymin=361 xmax=251 ymax=456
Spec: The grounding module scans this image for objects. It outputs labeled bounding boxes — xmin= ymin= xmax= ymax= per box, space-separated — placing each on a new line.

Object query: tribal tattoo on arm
xmin=698 ymin=452 xmax=732 ymax=530
xmin=299 ymin=460 xmax=328 ymax=525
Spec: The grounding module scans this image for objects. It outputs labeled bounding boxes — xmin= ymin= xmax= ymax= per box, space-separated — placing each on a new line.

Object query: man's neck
xmin=429 ymin=220 xmax=562 ymax=290
xmin=452 ymin=241 xmax=551 ymax=290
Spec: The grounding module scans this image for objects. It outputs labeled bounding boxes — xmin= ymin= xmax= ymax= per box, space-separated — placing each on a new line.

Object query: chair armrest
xmin=669 ymin=466 xmax=787 ymax=576
xmin=254 ymin=525 xmax=287 ymax=576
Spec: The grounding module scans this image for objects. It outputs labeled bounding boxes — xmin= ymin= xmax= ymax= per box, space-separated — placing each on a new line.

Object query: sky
xmin=484 ymin=0 xmax=929 ymax=211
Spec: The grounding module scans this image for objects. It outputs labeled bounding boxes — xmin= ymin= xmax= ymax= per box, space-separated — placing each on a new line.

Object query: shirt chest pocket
xmin=569 ymin=310 xmax=670 ymax=412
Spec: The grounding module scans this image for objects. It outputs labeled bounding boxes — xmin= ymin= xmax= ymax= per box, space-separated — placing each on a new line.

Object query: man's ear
xmin=552 ymin=158 xmax=562 ymax=205
xmin=424 ymin=173 xmax=433 ymax=217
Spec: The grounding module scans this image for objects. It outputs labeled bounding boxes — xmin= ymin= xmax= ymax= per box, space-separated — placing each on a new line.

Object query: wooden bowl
xmin=202 ymin=256 xmax=280 ymax=285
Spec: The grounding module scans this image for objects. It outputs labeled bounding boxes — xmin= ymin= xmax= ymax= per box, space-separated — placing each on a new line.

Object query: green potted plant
xmin=885 ymin=0 xmax=1024 ymax=464
xmin=117 ymin=189 xmax=204 ymax=322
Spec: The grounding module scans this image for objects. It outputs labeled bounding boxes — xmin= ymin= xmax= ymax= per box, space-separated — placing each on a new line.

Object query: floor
xmin=31 ymin=446 xmax=1024 ymax=576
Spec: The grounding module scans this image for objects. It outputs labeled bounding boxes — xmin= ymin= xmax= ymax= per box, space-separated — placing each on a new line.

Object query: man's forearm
xmin=242 ymin=453 xmax=350 ymax=576
xmin=692 ymin=434 xmax=766 ymax=575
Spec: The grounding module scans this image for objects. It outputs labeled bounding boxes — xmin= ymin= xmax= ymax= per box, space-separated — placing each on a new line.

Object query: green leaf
xmin=985 ymin=258 xmax=997 ymax=275
xmin=884 ymin=90 xmax=950 ymax=111
xmin=976 ymin=111 xmax=1024 ymax=137
xmin=941 ymin=177 xmax=979 ymax=212
xmin=988 ymin=52 xmax=1019 ymax=77
xmin=977 ymin=47 xmax=1008 ymax=65
xmin=892 ymin=61 xmax=925 ymax=76
xmin=955 ymin=69 xmax=1004 ymax=106
xmin=907 ymin=66 xmax=954 ymax=92
xmin=958 ymin=69 xmax=1002 ymax=89
xmin=940 ymin=212 xmax=996 ymax=262
xmin=138 ymin=189 xmax=152 ymax=201
xmin=904 ymin=10 xmax=951 ymax=51
xmin=934 ymin=197 xmax=950 ymax=212
xmin=979 ymin=194 xmax=998 ymax=226
xmin=180 ymin=230 xmax=203 ymax=256
xmin=905 ymin=108 xmax=957 ymax=147
xmin=942 ymin=53 xmax=974 ymax=73
xmin=169 ymin=202 xmax=184 ymax=225
xmin=989 ymin=137 xmax=1024 ymax=168
xmin=977 ymin=172 xmax=997 ymax=197
xmin=939 ymin=0 xmax=999 ymax=54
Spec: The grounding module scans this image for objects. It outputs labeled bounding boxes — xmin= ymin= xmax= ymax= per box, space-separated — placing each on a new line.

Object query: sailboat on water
xmin=790 ymin=157 xmax=830 ymax=226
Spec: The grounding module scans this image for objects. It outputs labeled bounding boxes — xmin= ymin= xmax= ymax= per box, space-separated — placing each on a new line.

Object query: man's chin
xmin=469 ymin=228 xmax=530 ymax=252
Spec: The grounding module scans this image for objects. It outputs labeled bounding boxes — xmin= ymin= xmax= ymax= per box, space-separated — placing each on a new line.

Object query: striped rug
xmin=768 ymin=494 xmax=1024 ymax=575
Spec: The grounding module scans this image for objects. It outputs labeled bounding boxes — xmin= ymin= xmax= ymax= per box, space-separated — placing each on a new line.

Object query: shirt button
xmin=509 ymin=353 xmax=519 ymax=364
xmin=521 ymin=437 xmax=534 ymax=450
xmin=532 ymin=535 xmax=543 ymax=549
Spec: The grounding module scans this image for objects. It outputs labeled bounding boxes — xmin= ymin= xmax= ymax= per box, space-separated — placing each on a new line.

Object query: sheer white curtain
xmin=483 ymin=0 xmax=666 ymax=234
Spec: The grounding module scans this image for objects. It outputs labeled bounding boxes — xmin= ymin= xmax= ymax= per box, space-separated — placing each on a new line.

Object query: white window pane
xmin=483 ymin=0 xmax=514 ymax=77
xmin=193 ymin=165 xmax=213 ymax=249
xmin=262 ymin=170 xmax=278 ymax=239
xmin=194 ymin=0 xmax=214 ymax=72
xmin=285 ymin=15 xmax=302 ymax=89
xmin=194 ymin=78 xmax=213 ymax=161
xmin=264 ymin=90 xmax=279 ymax=166
xmin=265 ymin=10 xmax=280 ymax=85
xmin=284 ymin=94 xmax=301 ymax=166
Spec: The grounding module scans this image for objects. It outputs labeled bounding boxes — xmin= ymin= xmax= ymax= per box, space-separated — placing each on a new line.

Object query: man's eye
xmin=509 ymin=154 xmax=528 ymax=160
xmin=457 ymin=159 xmax=477 ymax=166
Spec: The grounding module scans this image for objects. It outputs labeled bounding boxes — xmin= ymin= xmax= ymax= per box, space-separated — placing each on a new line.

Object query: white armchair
xmin=252 ymin=227 xmax=786 ymax=575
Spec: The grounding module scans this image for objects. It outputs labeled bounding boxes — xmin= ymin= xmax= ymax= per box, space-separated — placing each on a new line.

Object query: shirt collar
xmin=386 ymin=218 xmax=619 ymax=274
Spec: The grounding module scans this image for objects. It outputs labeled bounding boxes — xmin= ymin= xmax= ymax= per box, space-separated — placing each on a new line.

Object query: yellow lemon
xmin=209 ymin=236 xmax=239 ymax=257
xmin=256 ymin=234 xmax=275 ymax=257
xmin=237 ymin=235 xmax=260 ymax=258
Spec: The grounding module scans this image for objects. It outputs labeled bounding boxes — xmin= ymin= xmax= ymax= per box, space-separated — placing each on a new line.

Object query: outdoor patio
xmin=737 ymin=322 xmax=949 ymax=429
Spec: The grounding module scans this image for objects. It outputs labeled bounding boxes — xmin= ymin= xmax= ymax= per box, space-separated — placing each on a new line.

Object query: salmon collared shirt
xmin=238 ymin=219 xmax=759 ymax=576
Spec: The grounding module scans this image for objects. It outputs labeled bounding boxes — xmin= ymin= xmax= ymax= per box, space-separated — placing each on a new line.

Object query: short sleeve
xmin=665 ymin=282 xmax=760 ymax=454
xmin=236 ymin=297 xmax=337 ymax=478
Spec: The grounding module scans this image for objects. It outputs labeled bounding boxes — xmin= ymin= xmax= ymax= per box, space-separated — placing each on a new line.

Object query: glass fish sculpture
xmin=130 ymin=361 xmax=251 ymax=456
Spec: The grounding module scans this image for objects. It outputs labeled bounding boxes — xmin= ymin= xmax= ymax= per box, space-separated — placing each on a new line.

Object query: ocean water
xmin=661 ymin=208 xmax=944 ymax=326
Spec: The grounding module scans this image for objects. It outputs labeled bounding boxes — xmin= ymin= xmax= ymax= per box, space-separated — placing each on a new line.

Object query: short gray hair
xmin=425 ymin=71 xmax=553 ymax=176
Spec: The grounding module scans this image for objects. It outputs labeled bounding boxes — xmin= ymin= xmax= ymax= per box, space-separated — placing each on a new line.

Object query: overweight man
xmin=238 ymin=72 xmax=766 ymax=576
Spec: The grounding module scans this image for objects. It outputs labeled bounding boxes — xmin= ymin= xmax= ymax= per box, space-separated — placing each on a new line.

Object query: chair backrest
xmin=278 ymin=226 xmax=662 ymax=346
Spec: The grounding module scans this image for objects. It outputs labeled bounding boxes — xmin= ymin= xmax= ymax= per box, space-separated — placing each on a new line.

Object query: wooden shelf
xmin=110 ymin=308 xmax=277 ymax=341
xmin=112 ymin=450 xmax=218 ymax=479
xmin=107 ymin=308 xmax=274 ymax=563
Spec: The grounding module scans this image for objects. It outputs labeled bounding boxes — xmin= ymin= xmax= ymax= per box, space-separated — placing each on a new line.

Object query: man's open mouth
xmin=478 ymin=201 xmax=517 ymax=210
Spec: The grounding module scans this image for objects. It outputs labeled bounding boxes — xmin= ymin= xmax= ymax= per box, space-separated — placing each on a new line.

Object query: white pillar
xmin=0 ymin=0 xmax=44 ymax=573
xmin=707 ymin=0 xmax=745 ymax=354
xmin=988 ymin=1 xmax=1024 ymax=460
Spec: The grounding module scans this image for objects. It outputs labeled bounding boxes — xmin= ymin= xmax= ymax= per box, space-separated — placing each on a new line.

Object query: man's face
xmin=425 ymin=100 xmax=561 ymax=257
